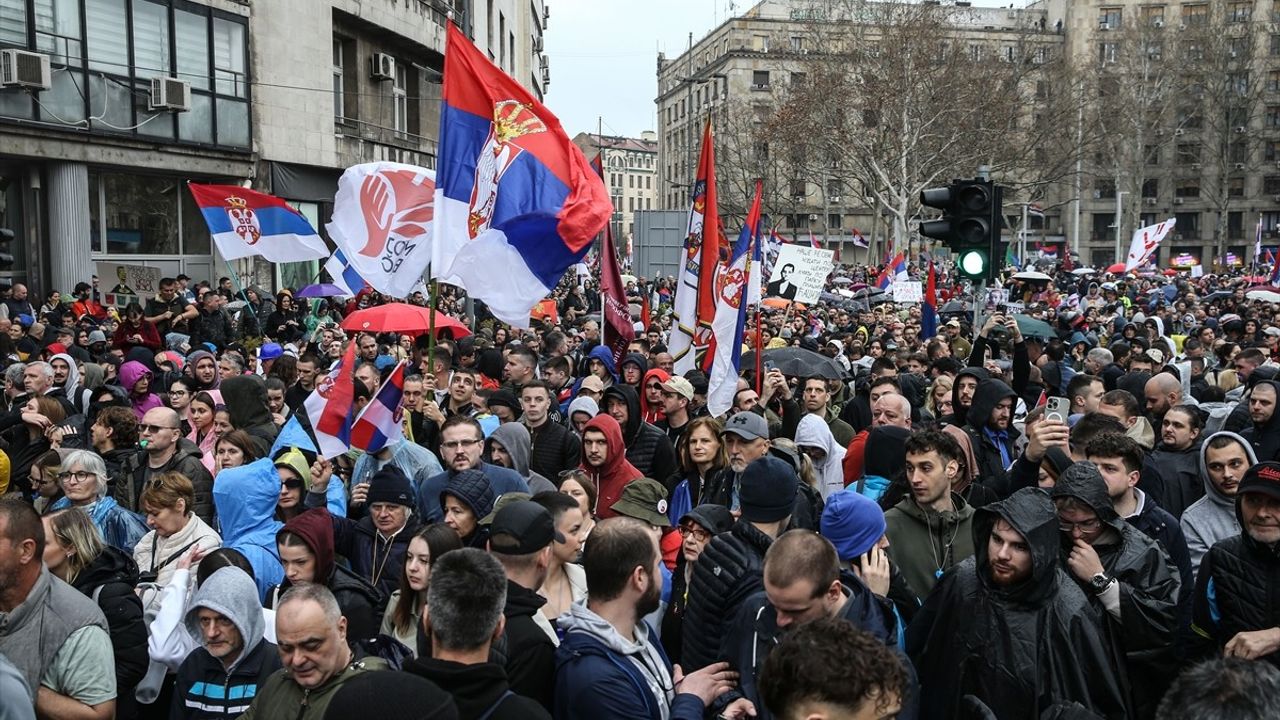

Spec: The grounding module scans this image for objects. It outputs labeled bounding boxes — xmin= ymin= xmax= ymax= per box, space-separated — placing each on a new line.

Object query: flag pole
xmin=597 ymin=115 xmax=608 ymax=340
xmin=223 ymin=259 xmax=258 ymax=324
xmin=427 ymin=267 xmax=438 ymax=362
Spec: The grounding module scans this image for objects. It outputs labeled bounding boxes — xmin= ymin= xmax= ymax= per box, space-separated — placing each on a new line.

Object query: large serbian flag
xmin=431 ymin=24 xmax=610 ymax=327
xmin=188 ymin=183 xmax=329 ymax=263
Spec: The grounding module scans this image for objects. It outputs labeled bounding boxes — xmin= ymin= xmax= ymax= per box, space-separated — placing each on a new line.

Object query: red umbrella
xmin=1106 ymin=262 xmax=1127 ymax=273
xmin=1162 ymin=268 xmax=1179 ymax=276
xmin=340 ymin=303 xmax=472 ymax=338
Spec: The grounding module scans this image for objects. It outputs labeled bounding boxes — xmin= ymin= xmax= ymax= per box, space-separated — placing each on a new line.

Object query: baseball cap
xmin=489 ymin=500 xmax=564 ymax=554
xmin=679 ymin=504 xmax=734 ymax=536
xmin=609 ymin=478 xmax=671 ymax=527
xmin=661 ymin=376 xmax=694 ymax=402
xmin=1144 ymin=348 xmax=1165 ymax=366
xmin=579 ymin=375 xmax=606 ymax=394
xmin=1238 ymin=461 xmax=1280 ymax=502
xmin=945 ymin=319 xmax=961 ymax=328
xmin=723 ymin=411 xmax=768 ymax=441
xmin=260 ymin=342 xmax=284 ymax=361
xmin=1265 ymin=327 xmax=1280 ymax=338
xmin=480 ymin=491 xmax=532 ymax=524
xmin=45 ymin=343 xmax=68 ymax=356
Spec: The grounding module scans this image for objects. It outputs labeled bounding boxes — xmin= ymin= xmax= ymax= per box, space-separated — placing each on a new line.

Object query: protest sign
xmin=766 ymin=244 xmax=835 ymax=304
xmin=893 ymin=281 xmax=923 ymax=303
xmin=96 ymin=262 xmax=161 ymax=308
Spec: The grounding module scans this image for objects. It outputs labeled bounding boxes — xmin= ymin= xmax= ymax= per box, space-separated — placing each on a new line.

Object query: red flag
xmin=1061 ymin=243 xmax=1074 ymax=272
xmin=640 ymin=293 xmax=651 ymax=331
xmin=670 ymin=119 xmax=723 ymax=375
xmin=599 ymin=223 xmax=635 ymax=369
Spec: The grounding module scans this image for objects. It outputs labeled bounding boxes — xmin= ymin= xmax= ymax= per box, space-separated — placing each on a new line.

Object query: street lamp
xmin=1113 ymin=190 xmax=1129 ymax=260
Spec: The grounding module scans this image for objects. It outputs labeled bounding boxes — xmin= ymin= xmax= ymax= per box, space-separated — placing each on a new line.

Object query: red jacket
xmin=640 ymin=368 xmax=670 ymax=425
xmin=579 ymin=414 xmax=642 ymax=519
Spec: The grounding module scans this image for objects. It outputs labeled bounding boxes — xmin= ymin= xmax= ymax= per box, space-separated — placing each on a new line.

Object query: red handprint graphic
xmin=357 ymin=170 xmax=435 ymax=257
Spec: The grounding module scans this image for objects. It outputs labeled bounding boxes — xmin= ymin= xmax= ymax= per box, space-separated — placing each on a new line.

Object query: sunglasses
xmin=139 ymin=423 xmax=179 ymax=434
xmin=282 ymin=479 xmax=305 ymax=491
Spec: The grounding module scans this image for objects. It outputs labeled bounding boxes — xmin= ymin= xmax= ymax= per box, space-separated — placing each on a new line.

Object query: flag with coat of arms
xmin=350 ymin=361 xmax=407 ymax=454
xmin=188 ymin=183 xmax=330 ymax=263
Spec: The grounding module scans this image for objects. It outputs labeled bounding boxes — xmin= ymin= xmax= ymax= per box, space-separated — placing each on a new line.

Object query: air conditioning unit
xmin=370 ymin=52 xmax=395 ymax=81
xmin=148 ymin=77 xmax=190 ymax=112
xmin=1145 ymin=197 xmax=1157 ymax=205
xmin=541 ymin=67 xmax=550 ymax=85
xmin=1174 ymin=129 xmax=1185 ymax=136
xmin=829 ymin=195 xmax=842 ymax=204
xmin=543 ymin=5 xmax=550 ymax=29
xmin=533 ymin=36 xmax=543 ymax=53
xmin=1173 ymin=197 xmax=1185 ymax=204
xmin=1235 ymin=162 xmax=1246 ymax=170
xmin=1273 ymin=194 xmax=1280 ymax=202
xmin=1234 ymin=126 xmax=1247 ymax=133
xmin=1099 ymin=21 xmax=1112 ymax=30
xmin=752 ymin=83 xmax=770 ymax=90
xmin=0 ymin=49 xmax=51 ymax=91
xmin=1192 ymin=162 xmax=1202 ymax=170
xmin=1173 ymin=233 xmax=1184 ymax=240
xmin=1153 ymin=19 xmax=1164 ymax=27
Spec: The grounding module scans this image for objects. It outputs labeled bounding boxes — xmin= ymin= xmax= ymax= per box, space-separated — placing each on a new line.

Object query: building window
xmin=1229 ymin=141 xmax=1247 ymax=163
xmin=1272 ymin=35 xmax=1280 ymax=57
xmin=1145 ymin=145 xmax=1161 ymax=165
xmin=752 ymin=34 xmax=769 ymax=52
xmin=1098 ymin=42 xmax=1118 ymax=65
xmin=645 ymin=176 xmax=651 ymax=189
xmin=827 ymin=213 xmax=841 ymax=229
xmin=1266 ymin=176 xmax=1280 ymax=194
xmin=332 ymin=38 xmax=345 ymax=120
xmin=752 ymin=70 xmax=770 ymax=89
xmin=1228 ymin=1 xmax=1252 ymax=23
xmin=1182 ymin=4 xmax=1208 ymax=26
xmin=393 ymin=62 xmax=408 ymax=135
xmin=1269 ymin=70 xmax=1280 ymax=92
xmin=498 ymin=12 xmax=506 ymax=68
xmin=1176 ymin=143 xmax=1201 ymax=165
xmin=1095 ymin=178 xmax=1117 ymax=199
xmin=1268 ymin=106 xmax=1280 ymax=127
xmin=1098 ymin=7 xmax=1122 ymax=28
xmin=1175 ymin=178 xmax=1200 ymax=198
xmin=1142 ymin=179 xmax=1159 ymax=198
xmin=1229 ymin=176 xmax=1245 ymax=198
xmin=1174 ymin=212 xmax=1199 ymax=235
xmin=1140 ymin=5 xmax=1165 ymax=25
xmin=789 ymin=36 xmax=803 ymax=52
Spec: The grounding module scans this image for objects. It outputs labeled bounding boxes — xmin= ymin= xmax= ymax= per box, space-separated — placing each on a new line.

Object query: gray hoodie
xmin=567 ymin=396 xmax=598 ymax=428
xmin=489 ymin=422 xmax=556 ymax=494
xmin=558 ymin=602 xmax=676 ymax=720
xmin=1181 ymin=431 xmax=1257 ymax=572
xmin=183 ymin=567 xmax=267 ymax=676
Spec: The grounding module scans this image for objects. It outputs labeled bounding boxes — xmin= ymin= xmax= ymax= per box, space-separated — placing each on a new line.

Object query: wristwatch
xmin=1089 ymin=572 xmax=1115 ymax=594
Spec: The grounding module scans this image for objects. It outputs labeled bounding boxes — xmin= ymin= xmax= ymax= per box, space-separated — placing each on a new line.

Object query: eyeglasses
xmin=282 ymin=479 xmax=304 ymax=491
xmin=678 ymin=524 xmax=711 ymax=543
xmin=58 ymin=470 xmax=97 ymax=484
xmin=440 ymin=438 xmax=482 ymax=451
xmin=1058 ymin=518 xmax=1103 ymax=533
xmin=169 ymin=389 xmax=188 ymax=397
xmin=140 ymin=423 xmax=179 ymax=434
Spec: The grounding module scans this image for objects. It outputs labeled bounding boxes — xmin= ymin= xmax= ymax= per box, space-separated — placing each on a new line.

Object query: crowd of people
xmin=0 ymin=259 xmax=1279 ymax=720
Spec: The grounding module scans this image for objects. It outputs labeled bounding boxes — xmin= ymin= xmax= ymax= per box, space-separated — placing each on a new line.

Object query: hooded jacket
xmin=681 ymin=519 xmax=776 ymax=673
xmin=1241 ymin=379 xmax=1280 ymax=462
xmin=639 ymin=367 xmax=669 ymax=424
xmin=120 ymin=360 xmax=163 ymax=420
xmin=1181 ymin=431 xmax=1256 ymax=572
xmin=406 ymin=656 xmax=548 ymax=720
xmin=70 ymin=545 xmax=149 ymax=709
xmin=795 ymin=414 xmax=846 ymax=499
xmin=184 ymin=350 xmax=221 ymax=391
xmin=579 ymin=414 xmax=643 ymax=519
xmin=269 ymin=508 xmax=382 ymax=643
xmin=963 ymin=378 xmax=1021 ymax=494
xmin=220 ymin=375 xmax=278 ymax=457
xmin=943 ymin=367 xmax=990 ymax=428
xmin=555 ymin=603 xmax=704 ymax=720
xmin=1142 ymin=437 xmax=1204 ymax=518
xmin=490 ymin=422 xmax=556 ymax=493
xmin=602 ymin=384 xmax=677 ymax=484
xmin=1192 ymin=478 xmax=1280 ymax=669
xmin=133 ymin=511 xmax=222 ymax=590
xmin=586 ymin=344 xmax=619 ymax=383
xmin=117 ymin=436 xmax=214 ymax=525
xmin=906 ymin=488 xmax=1129 ymax=720
xmin=1051 ymin=464 xmax=1182 ymax=718
xmin=173 ymin=567 xmax=282 ymax=719
xmin=884 ymin=492 xmax=977 ymax=601
xmin=212 ymin=458 xmax=285 ymax=602
xmin=51 ymin=352 xmax=91 ymax=416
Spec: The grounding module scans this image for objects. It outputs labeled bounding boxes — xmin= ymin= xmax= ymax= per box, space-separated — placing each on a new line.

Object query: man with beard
xmin=1241 ymin=380 xmax=1280 ymax=463
xmin=939 ymin=367 xmax=987 ymax=428
xmin=962 ymin=378 xmax=1020 ymax=493
xmin=1182 ymin=431 xmax=1257 ymax=573
xmin=1143 ymin=405 xmax=1205 ymax=518
xmin=415 ymin=415 xmax=527 ymax=523
xmin=554 ymin=517 xmax=737 ymax=720
xmin=906 ymin=488 xmax=1128 ymax=719
xmin=1193 ymin=461 xmax=1280 ymax=668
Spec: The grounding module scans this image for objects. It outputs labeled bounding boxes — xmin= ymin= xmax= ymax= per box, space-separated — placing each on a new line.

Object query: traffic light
xmin=0 ymin=228 xmax=13 ymax=271
xmin=919 ymin=178 xmax=1003 ymax=283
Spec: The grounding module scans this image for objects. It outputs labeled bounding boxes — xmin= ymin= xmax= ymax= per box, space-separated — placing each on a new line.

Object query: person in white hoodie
xmin=1181 ymin=431 xmax=1257 ymax=573
xmin=794 ymin=414 xmax=847 ymax=499
xmin=134 ymin=472 xmax=221 ymax=602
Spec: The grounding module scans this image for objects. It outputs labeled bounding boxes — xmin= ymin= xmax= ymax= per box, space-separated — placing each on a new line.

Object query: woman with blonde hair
xmin=134 ymin=471 xmax=222 ymax=591
xmin=43 ymin=508 xmax=149 ymax=717
xmin=927 ymin=375 xmax=954 ymax=420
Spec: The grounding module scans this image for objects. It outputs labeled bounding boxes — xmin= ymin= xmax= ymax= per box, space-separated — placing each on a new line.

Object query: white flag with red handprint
xmin=327 ymin=162 xmax=436 ymax=299
xmin=1124 ymin=218 xmax=1176 ymax=271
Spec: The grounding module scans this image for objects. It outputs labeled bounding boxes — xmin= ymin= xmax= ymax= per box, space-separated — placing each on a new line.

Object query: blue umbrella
xmin=296 ymin=283 xmax=346 ymax=298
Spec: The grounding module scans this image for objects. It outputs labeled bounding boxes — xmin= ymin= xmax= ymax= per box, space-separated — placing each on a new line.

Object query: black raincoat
xmin=906 ymin=487 xmax=1128 ymax=719
xmin=963 ymin=378 xmax=1020 ymax=495
xmin=1050 ymin=463 xmax=1182 ymax=720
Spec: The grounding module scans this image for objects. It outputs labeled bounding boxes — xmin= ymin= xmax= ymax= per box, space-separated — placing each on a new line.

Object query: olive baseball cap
xmin=609 ymin=478 xmax=672 ymax=527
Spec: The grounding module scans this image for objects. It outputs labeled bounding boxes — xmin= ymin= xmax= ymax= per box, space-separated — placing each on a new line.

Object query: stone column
xmin=46 ymin=161 xmax=94 ymax=294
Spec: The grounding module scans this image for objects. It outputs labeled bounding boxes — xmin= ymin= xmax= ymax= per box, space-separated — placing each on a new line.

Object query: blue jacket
xmin=51 ymin=495 xmax=148 ymax=553
xmin=212 ymin=459 xmax=284 ymax=602
xmin=414 ymin=462 xmax=529 ymax=522
xmin=554 ymin=608 xmax=703 ymax=720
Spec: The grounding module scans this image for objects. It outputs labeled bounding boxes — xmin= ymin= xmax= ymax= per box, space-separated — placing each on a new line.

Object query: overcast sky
xmin=545 ymin=0 xmax=1020 ymax=139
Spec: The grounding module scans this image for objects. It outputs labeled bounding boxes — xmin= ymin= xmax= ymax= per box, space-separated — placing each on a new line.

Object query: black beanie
xmin=365 ymin=465 xmax=415 ymax=508
xmin=864 ymin=426 xmax=911 ymax=479
xmin=739 ymin=456 xmax=799 ymax=523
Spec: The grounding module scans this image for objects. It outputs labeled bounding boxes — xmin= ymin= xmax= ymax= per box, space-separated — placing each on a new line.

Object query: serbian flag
xmin=808 ymin=229 xmax=821 ymax=249
xmin=188 ymin=183 xmax=329 ymax=263
xmin=852 ymin=227 xmax=869 ymax=248
xmin=431 ymin=24 xmax=610 ymax=327
xmin=670 ymin=118 xmax=723 ymax=375
xmin=350 ymin=361 xmax=407 ymax=453
xmin=303 ymin=343 xmax=357 ymax=459
xmin=922 ymin=260 xmax=938 ymax=339
xmin=1271 ymin=249 xmax=1280 ymax=287
xmin=707 ymin=180 xmax=762 ymax=417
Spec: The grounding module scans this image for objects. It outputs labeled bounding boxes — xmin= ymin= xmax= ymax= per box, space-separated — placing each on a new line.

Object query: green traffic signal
xmin=957 ymin=249 xmax=989 ymax=280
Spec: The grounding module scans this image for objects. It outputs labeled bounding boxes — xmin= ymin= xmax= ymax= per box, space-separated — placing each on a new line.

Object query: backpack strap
xmin=475 ymin=690 xmax=515 ymax=720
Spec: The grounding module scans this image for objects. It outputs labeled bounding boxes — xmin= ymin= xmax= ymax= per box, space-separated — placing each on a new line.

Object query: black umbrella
xmin=740 ymin=347 xmax=844 ymax=380
xmin=940 ymin=301 xmax=966 ymax=314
